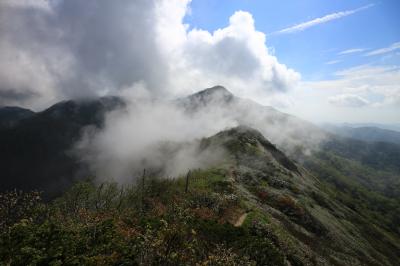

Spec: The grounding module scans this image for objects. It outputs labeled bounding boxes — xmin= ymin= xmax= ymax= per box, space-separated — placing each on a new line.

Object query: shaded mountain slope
xmin=0 ymin=106 xmax=34 ymax=128
xmin=0 ymin=97 xmax=125 ymax=197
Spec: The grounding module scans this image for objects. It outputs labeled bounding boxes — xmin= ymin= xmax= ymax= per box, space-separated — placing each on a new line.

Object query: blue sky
xmin=185 ymin=0 xmax=400 ymax=80
xmin=183 ymin=0 xmax=400 ymax=123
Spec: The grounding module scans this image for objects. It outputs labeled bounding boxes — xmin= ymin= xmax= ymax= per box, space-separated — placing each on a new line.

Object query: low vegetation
xmin=1 ymin=127 xmax=399 ymax=265
xmin=0 ymin=169 xmax=286 ymax=265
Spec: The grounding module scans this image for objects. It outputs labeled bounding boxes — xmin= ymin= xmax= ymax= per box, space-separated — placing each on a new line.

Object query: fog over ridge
xmin=0 ymin=0 xmax=310 ymax=182
xmin=74 ymin=85 xmax=326 ymax=182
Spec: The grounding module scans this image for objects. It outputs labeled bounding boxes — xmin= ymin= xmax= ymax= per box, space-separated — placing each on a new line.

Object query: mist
xmin=75 ymin=87 xmax=238 ymax=181
xmin=1 ymin=0 xmax=317 ymax=182
xmin=73 ymin=85 xmax=327 ymax=182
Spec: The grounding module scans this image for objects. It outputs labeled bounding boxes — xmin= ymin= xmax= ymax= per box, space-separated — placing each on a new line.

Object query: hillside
xmin=0 ymin=97 xmax=125 ymax=197
xmin=0 ymin=87 xmax=399 ymax=265
xmin=0 ymin=86 xmax=325 ymax=196
xmin=324 ymin=125 xmax=400 ymax=145
xmin=0 ymin=107 xmax=34 ymax=128
xmin=1 ymin=126 xmax=399 ymax=265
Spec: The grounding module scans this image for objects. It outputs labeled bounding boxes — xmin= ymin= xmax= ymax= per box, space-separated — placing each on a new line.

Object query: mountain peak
xmin=196 ymin=85 xmax=233 ymax=97
xmin=41 ymin=96 xmax=125 ymax=119
xmin=181 ymin=86 xmax=235 ymax=110
xmin=208 ymin=125 xmax=300 ymax=173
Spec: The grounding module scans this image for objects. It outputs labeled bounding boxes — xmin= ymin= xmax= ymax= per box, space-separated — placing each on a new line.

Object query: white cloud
xmin=328 ymin=94 xmax=369 ymax=107
xmin=303 ymin=65 xmax=400 ymax=108
xmin=274 ymin=4 xmax=374 ymax=34
xmin=364 ymin=42 xmax=400 ymax=56
xmin=0 ymin=0 xmax=299 ymax=109
xmin=326 ymin=60 xmax=341 ymax=65
xmin=338 ymin=48 xmax=366 ymax=55
xmin=1 ymin=0 xmax=50 ymax=9
xmin=167 ymin=10 xmax=300 ymax=99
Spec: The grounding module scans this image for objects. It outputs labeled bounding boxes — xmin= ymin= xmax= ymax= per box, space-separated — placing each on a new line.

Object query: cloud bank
xmin=0 ymin=0 xmax=299 ymax=109
xmin=75 ymin=85 xmax=326 ymax=181
xmin=75 ymin=93 xmax=236 ymax=181
xmin=306 ymin=65 xmax=400 ymax=108
xmin=0 ymin=0 xmax=312 ymax=183
xmin=328 ymin=94 xmax=369 ymax=107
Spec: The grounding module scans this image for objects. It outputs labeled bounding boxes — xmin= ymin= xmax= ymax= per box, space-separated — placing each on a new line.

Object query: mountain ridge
xmin=0 ymin=87 xmax=399 ymax=265
xmin=0 ymin=87 xmax=398 ymax=197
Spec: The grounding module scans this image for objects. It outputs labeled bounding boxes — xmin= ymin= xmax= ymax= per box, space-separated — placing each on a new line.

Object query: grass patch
xmin=242 ymin=210 xmax=270 ymax=228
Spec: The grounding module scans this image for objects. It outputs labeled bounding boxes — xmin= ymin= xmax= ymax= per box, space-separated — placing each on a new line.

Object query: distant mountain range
xmin=340 ymin=122 xmax=400 ymax=132
xmin=324 ymin=124 xmax=400 ymax=145
xmin=0 ymin=86 xmax=398 ymax=196
xmin=0 ymin=86 xmax=399 ymax=264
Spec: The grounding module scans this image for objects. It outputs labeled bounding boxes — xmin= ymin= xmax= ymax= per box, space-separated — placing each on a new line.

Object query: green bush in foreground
xmin=0 ymin=175 xmax=285 ymax=266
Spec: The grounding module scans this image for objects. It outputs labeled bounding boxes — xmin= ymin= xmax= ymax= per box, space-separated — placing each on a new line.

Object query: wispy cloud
xmin=326 ymin=60 xmax=341 ymax=65
xmin=365 ymin=42 xmax=400 ymax=56
xmin=274 ymin=4 xmax=374 ymax=34
xmin=328 ymin=94 xmax=370 ymax=107
xmin=338 ymin=48 xmax=366 ymax=55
